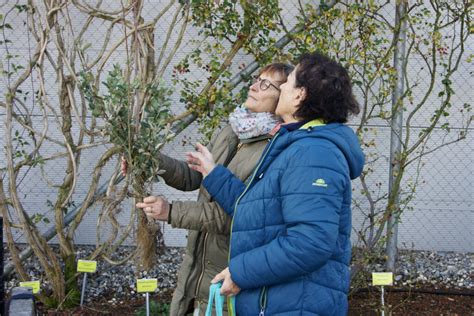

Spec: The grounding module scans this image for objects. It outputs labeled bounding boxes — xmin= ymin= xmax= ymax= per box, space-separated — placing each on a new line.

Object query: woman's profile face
xmin=275 ymin=66 xmax=303 ymax=123
xmin=244 ymin=71 xmax=283 ymax=113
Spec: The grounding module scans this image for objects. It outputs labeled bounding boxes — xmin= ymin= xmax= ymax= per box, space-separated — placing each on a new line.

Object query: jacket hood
xmin=281 ymin=123 xmax=365 ymax=180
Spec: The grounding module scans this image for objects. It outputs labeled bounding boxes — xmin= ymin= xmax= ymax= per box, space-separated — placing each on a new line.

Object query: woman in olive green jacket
xmin=134 ymin=63 xmax=293 ymax=315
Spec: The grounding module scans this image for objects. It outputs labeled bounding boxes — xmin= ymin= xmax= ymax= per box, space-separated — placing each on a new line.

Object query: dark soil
xmin=34 ymin=287 xmax=473 ymax=315
xmin=36 ymin=289 xmax=174 ymax=315
xmin=348 ymin=287 xmax=474 ymax=315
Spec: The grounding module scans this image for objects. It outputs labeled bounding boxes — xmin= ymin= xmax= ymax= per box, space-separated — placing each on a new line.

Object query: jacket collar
xmin=300 ymin=119 xmax=326 ymax=129
xmin=281 ymin=119 xmax=326 ymax=132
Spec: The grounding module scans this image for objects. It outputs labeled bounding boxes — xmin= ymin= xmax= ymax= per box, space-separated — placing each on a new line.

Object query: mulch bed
xmin=33 ymin=286 xmax=473 ymax=315
xmin=348 ymin=287 xmax=474 ymax=315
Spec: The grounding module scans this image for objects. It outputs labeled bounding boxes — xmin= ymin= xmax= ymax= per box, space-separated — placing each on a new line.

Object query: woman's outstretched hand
xmin=212 ymin=267 xmax=241 ymax=297
xmin=186 ymin=143 xmax=216 ymax=177
xmin=136 ymin=196 xmax=170 ymax=221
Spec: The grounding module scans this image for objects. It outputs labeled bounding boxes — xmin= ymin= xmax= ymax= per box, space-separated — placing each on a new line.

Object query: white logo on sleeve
xmin=312 ymin=178 xmax=328 ymax=187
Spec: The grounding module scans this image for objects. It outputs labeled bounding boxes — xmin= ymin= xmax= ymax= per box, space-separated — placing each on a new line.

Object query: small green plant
xmin=135 ymin=300 xmax=170 ymax=316
xmin=80 ymin=65 xmax=174 ymax=193
xmin=80 ymin=64 xmax=174 ymax=269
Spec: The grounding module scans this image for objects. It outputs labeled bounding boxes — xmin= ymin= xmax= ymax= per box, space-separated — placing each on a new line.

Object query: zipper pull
xmin=259 ymin=286 xmax=267 ymax=316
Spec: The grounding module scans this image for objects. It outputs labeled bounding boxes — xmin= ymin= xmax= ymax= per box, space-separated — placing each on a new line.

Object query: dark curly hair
xmin=293 ymin=52 xmax=359 ymax=123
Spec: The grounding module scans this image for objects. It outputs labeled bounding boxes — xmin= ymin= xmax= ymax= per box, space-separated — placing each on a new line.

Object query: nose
xmin=249 ymin=80 xmax=259 ymax=91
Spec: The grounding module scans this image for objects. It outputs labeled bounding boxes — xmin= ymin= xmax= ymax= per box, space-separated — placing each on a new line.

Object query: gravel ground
xmin=4 ymin=245 xmax=184 ymax=304
xmin=377 ymin=250 xmax=473 ymax=289
xmin=3 ymin=246 xmax=473 ymax=304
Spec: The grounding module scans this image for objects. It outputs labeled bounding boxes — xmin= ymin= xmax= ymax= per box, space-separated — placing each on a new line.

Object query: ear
xmin=296 ymin=87 xmax=307 ymax=102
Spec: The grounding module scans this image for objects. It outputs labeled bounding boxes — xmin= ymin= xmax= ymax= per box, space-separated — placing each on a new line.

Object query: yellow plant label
xmin=372 ymin=272 xmax=393 ymax=286
xmin=77 ymin=260 xmax=97 ymax=273
xmin=20 ymin=281 xmax=40 ymax=294
xmin=137 ymin=279 xmax=158 ymax=293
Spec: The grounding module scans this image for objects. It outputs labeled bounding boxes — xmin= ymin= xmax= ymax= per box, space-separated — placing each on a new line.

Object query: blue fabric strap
xmin=205 ymin=282 xmax=236 ymax=316
xmin=205 ymin=283 xmax=223 ymax=316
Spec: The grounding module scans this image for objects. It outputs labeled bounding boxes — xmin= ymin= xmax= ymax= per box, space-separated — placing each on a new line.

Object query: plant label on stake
xmin=372 ymin=272 xmax=393 ymax=316
xmin=77 ymin=260 xmax=97 ymax=306
xmin=19 ymin=281 xmax=41 ymax=294
xmin=372 ymin=272 xmax=393 ymax=286
xmin=77 ymin=260 xmax=97 ymax=273
xmin=137 ymin=278 xmax=158 ymax=316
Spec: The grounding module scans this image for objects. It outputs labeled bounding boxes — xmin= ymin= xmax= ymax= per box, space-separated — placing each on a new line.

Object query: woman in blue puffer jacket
xmin=187 ymin=52 xmax=365 ymax=316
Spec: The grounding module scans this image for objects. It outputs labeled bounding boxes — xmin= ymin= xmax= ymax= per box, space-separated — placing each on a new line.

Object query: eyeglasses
xmin=252 ymin=76 xmax=281 ymax=92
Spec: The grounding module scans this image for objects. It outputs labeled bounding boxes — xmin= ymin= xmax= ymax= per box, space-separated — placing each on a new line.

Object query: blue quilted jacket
xmin=203 ymin=120 xmax=365 ymax=315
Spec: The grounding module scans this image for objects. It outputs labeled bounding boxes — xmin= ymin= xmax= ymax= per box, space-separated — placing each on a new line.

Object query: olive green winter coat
xmin=158 ymin=124 xmax=270 ymax=315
